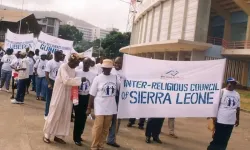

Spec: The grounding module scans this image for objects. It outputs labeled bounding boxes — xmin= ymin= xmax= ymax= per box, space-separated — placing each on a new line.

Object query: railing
xmin=222 ymin=40 xmax=250 ymax=49
xmin=207 ymin=36 xmax=223 ymax=45
xmin=207 ymin=36 xmax=250 ymax=49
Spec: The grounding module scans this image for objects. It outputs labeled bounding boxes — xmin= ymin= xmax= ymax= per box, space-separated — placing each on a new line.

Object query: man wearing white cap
xmin=207 ymin=77 xmax=240 ymax=150
xmin=87 ymin=59 xmax=118 ymax=150
xmin=11 ymin=52 xmax=29 ymax=104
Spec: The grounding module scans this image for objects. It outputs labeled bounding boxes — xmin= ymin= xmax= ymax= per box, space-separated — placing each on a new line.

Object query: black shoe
xmin=75 ymin=141 xmax=82 ymax=146
xmin=107 ymin=142 xmax=120 ymax=148
xmin=127 ymin=123 xmax=133 ymax=127
xmin=153 ymin=138 xmax=162 ymax=144
xmin=138 ymin=126 xmax=144 ymax=130
xmin=146 ymin=137 xmax=151 ymax=143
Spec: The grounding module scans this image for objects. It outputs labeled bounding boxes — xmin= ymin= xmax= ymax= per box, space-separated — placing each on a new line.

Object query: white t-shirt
xmin=27 ymin=57 xmax=35 ymax=75
xmin=45 ymin=60 xmax=62 ymax=80
xmin=217 ymin=88 xmax=240 ymax=125
xmin=95 ymin=63 xmax=103 ymax=74
xmin=111 ymin=68 xmax=124 ymax=90
xmin=18 ymin=58 xmax=29 ymax=80
xmin=76 ymin=70 xmax=96 ymax=95
xmin=10 ymin=57 xmax=21 ymax=77
xmin=33 ymin=55 xmax=40 ymax=61
xmin=89 ymin=73 xmax=117 ymax=115
xmin=75 ymin=62 xmax=84 ymax=71
xmin=34 ymin=59 xmax=47 ymax=77
xmin=1 ymin=55 xmax=16 ymax=71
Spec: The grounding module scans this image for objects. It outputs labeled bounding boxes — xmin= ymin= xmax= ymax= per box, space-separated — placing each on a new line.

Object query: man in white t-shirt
xmin=73 ymin=57 xmax=96 ymax=146
xmin=0 ymin=48 xmax=15 ymax=92
xmin=44 ymin=50 xmax=63 ymax=118
xmin=26 ymin=51 xmax=35 ymax=94
xmin=34 ymin=53 xmax=48 ymax=100
xmin=95 ymin=57 xmax=103 ymax=75
xmin=0 ymin=46 xmax=5 ymax=78
xmin=11 ymin=52 xmax=29 ymax=104
xmin=87 ymin=59 xmax=117 ymax=150
xmin=207 ymin=77 xmax=240 ymax=150
xmin=107 ymin=57 xmax=123 ymax=148
xmin=31 ymin=49 xmax=40 ymax=91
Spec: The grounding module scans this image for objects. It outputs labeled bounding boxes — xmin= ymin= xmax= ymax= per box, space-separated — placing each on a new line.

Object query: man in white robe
xmin=43 ymin=53 xmax=82 ymax=144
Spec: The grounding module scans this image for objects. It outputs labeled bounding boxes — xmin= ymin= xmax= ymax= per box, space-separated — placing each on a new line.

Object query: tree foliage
xmin=101 ymin=31 xmax=131 ymax=58
xmin=59 ymin=25 xmax=83 ymax=45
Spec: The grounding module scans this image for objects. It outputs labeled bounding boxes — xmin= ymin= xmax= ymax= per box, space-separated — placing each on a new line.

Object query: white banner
xmin=35 ymin=32 xmax=73 ymax=56
xmin=83 ymin=47 xmax=93 ymax=58
xmin=4 ymin=29 xmax=34 ymax=52
xmin=117 ymin=54 xmax=226 ymax=118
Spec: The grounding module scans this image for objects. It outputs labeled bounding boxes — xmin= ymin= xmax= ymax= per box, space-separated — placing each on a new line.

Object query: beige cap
xmin=101 ymin=59 xmax=113 ymax=68
xmin=20 ymin=51 xmax=27 ymax=56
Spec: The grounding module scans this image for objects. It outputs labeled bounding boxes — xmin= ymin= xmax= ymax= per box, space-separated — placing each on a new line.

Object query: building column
xmin=190 ymin=51 xmax=205 ymax=61
xmin=164 ymin=52 xmax=171 ymax=60
xmin=223 ymin=19 xmax=231 ymax=41
xmin=245 ymin=16 xmax=250 ymax=49
xmin=177 ymin=51 xmax=185 ymax=61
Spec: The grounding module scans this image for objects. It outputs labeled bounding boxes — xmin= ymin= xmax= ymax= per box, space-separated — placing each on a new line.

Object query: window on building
xmin=47 ymin=26 xmax=54 ymax=34
xmin=42 ymin=19 xmax=47 ymax=23
xmin=48 ymin=18 xmax=55 ymax=26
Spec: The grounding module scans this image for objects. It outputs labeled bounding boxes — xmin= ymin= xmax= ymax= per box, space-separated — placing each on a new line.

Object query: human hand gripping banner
xmin=117 ymin=54 xmax=226 ymax=118
xmin=4 ymin=29 xmax=34 ymax=52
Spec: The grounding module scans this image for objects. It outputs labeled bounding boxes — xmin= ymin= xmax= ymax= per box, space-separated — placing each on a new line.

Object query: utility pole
xmin=18 ymin=0 xmax=24 ymax=34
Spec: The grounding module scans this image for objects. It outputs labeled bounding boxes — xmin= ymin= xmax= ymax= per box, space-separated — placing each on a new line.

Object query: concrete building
xmin=120 ymin=0 xmax=250 ymax=88
xmin=106 ymin=27 xmax=119 ymax=32
xmin=37 ymin=17 xmax=61 ymax=37
xmin=0 ymin=9 xmax=40 ymax=46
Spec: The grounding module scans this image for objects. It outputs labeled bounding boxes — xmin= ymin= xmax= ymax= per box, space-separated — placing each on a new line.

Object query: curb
xmin=241 ymin=109 xmax=250 ymax=113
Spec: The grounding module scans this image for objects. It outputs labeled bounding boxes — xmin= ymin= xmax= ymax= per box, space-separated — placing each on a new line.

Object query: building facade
xmin=120 ymin=0 xmax=250 ymax=88
xmin=37 ymin=17 xmax=61 ymax=37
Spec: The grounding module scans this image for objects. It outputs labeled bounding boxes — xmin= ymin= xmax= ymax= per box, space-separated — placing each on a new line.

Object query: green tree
xmin=101 ymin=31 xmax=131 ymax=58
xmin=59 ymin=25 xmax=83 ymax=45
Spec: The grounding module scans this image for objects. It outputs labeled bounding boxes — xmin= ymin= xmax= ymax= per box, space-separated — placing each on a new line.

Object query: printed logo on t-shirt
xmin=102 ymin=82 xmax=116 ymax=97
xmin=223 ymin=96 xmax=238 ymax=108
xmin=52 ymin=67 xmax=59 ymax=77
xmin=42 ymin=65 xmax=45 ymax=70
xmin=79 ymin=79 xmax=91 ymax=94
xmin=6 ymin=58 xmax=11 ymax=63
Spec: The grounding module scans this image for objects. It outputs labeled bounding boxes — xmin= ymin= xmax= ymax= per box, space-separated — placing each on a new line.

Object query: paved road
xmin=0 ymin=90 xmax=249 ymax=150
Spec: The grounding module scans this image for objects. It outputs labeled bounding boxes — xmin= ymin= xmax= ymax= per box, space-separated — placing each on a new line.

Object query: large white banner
xmin=117 ymin=54 xmax=226 ymax=118
xmin=83 ymin=47 xmax=93 ymax=58
xmin=35 ymin=32 xmax=73 ymax=56
xmin=4 ymin=29 xmax=34 ymax=52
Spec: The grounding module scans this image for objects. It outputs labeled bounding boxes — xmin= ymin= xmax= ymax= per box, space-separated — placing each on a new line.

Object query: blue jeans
xmin=15 ymin=79 xmax=27 ymax=102
xmin=107 ymin=115 xmax=121 ymax=144
xmin=0 ymin=69 xmax=12 ymax=90
xmin=36 ymin=77 xmax=46 ymax=98
xmin=31 ymin=74 xmax=36 ymax=91
xmin=45 ymin=79 xmax=54 ymax=116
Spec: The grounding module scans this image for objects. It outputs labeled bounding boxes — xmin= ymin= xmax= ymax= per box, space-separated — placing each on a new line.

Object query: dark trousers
xmin=0 ymin=62 xmax=2 ymax=78
xmin=73 ymin=95 xmax=89 ymax=142
xmin=207 ymin=123 xmax=234 ymax=150
xmin=45 ymin=79 xmax=54 ymax=116
xmin=15 ymin=79 xmax=27 ymax=102
xmin=145 ymin=118 xmax=165 ymax=138
xmin=26 ymin=75 xmax=32 ymax=91
xmin=31 ymin=74 xmax=36 ymax=90
xmin=129 ymin=118 xmax=146 ymax=127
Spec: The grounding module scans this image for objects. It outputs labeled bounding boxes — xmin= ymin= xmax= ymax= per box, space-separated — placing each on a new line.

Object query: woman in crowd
xmin=86 ymin=59 xmax=118 ymax=150
xmin=73 ymin=57 xmax=96 ymax=146
xmin=43 ymin=53 xmax=83 ymax=144
xmin=34 ymin=53 xmax=48 ymax=101
xmin=207 ymin=77 xmax=240 ymax=150
xmin=0 ymin=48 xmax=15 ymax=92
xmin=26 ymin=51 xmax=35 ymax=94
xmin=10 ymin=51 xmax=21 ymax=99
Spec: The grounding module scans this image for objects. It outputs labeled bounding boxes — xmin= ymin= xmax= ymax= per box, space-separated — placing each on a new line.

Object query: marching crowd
xmin=0 ymin=46 xmax=241 ymax=150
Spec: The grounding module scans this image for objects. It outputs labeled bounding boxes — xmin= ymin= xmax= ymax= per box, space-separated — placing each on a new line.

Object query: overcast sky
xmin=1 ymin=0 xmax=130 ymax=31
